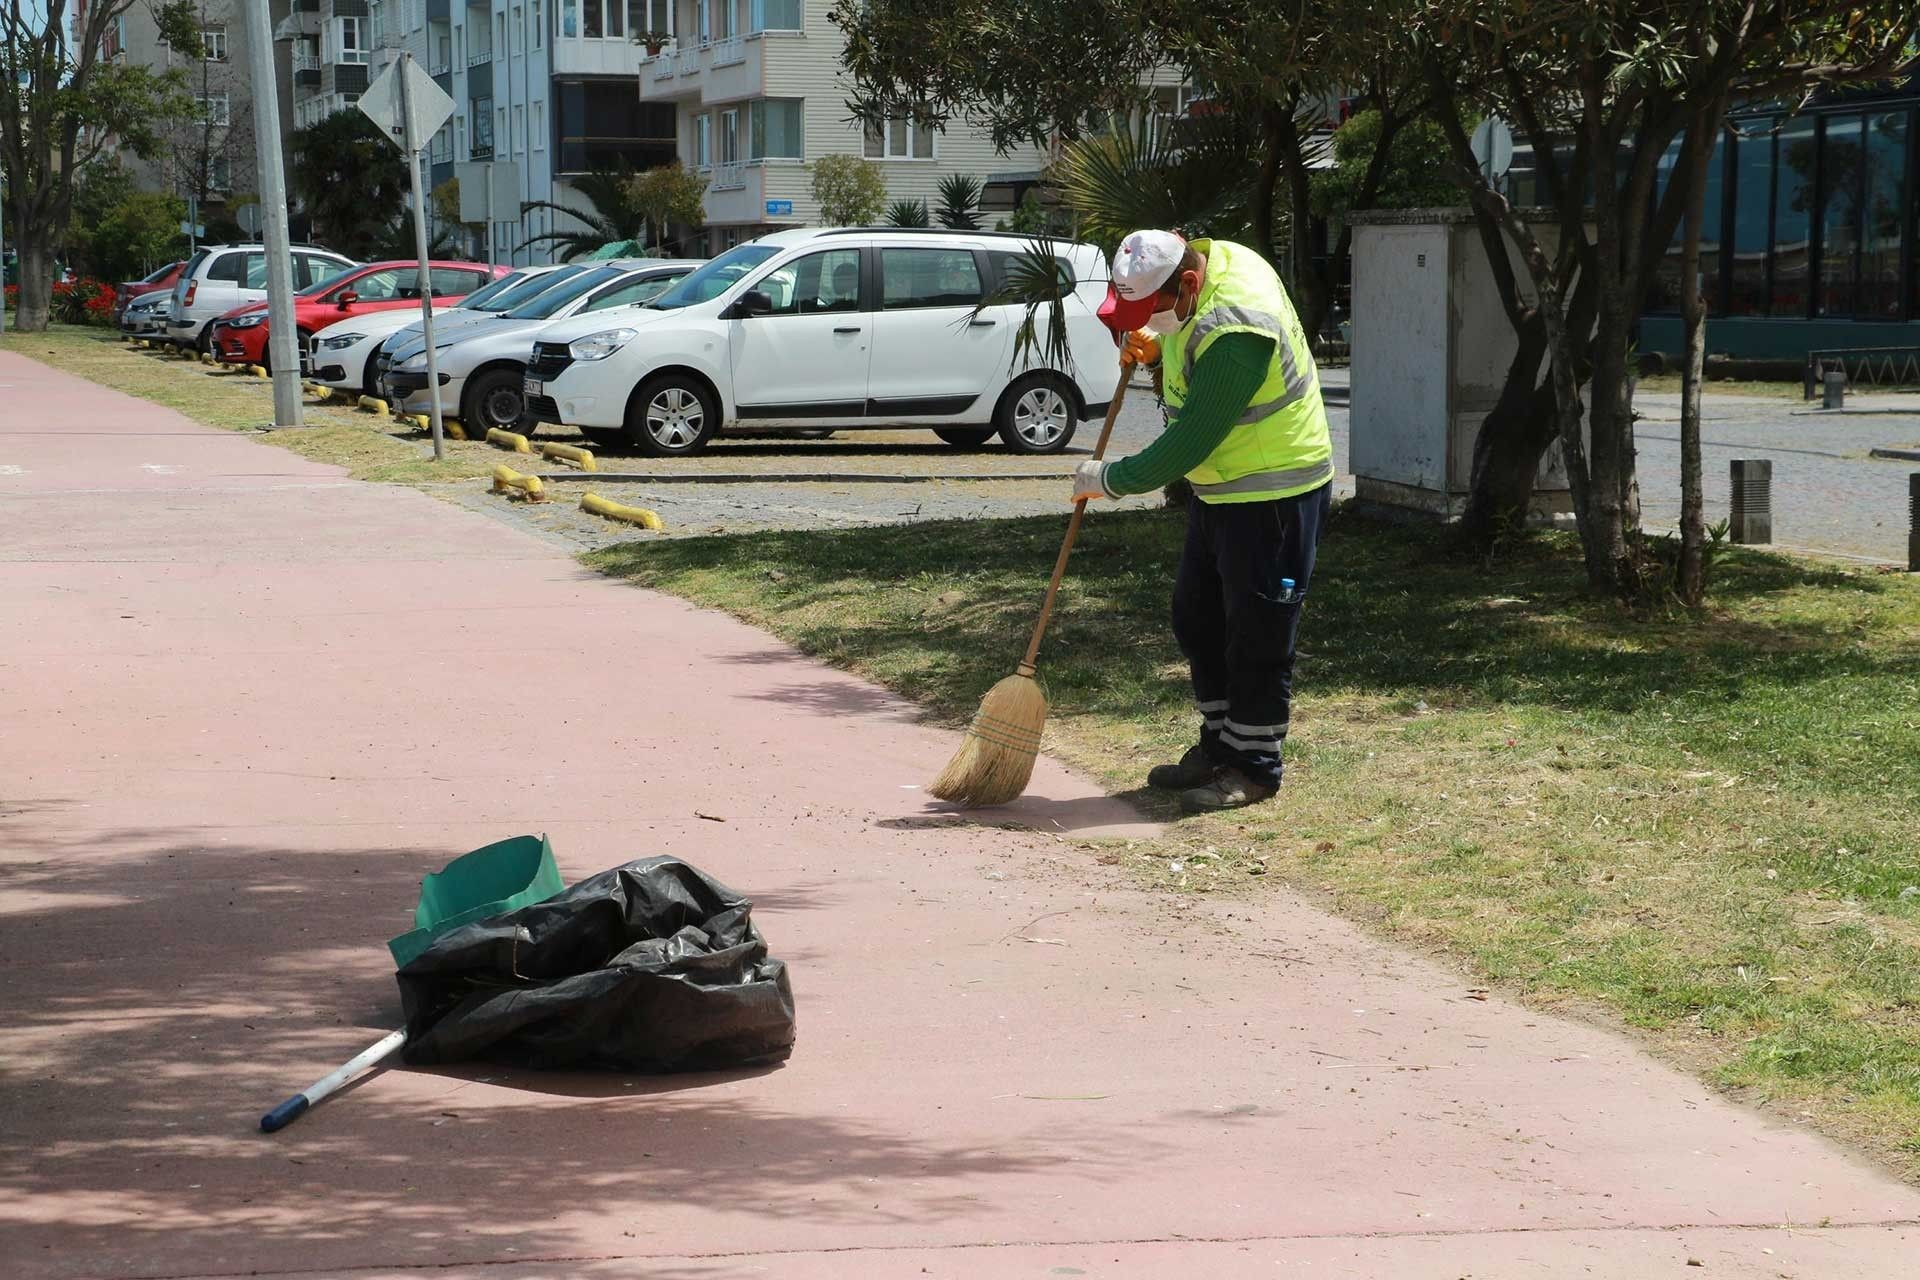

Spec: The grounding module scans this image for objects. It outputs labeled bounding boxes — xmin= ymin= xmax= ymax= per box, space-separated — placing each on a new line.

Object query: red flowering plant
xmin=50 ymin=279 xmax=118 ymax=326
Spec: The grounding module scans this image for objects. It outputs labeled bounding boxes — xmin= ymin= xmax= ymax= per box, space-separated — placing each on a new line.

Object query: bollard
xmin=1823 ymin=370 xmax=1846 ymax=409
xmin=357 ymin=395 xmax=390 ymax=417
xmin=491 ymin=464 xmax=546 ymax=502
xmin=540 ymin=441 xmax=597 ymax=471
xmin=485 ymin=427 xmax=533 ymax=454
xmin=1729 ymin=459 xmax=1772 ymax=544
xmin=1909 ymin=474 xmax=1919 ymax=573
xmin=581 ymin=491 xmax=662 ymax=529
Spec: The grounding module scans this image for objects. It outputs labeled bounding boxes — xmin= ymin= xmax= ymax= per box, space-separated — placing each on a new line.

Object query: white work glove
xmin=1071 ymin=459 xmax=1113 ymax=503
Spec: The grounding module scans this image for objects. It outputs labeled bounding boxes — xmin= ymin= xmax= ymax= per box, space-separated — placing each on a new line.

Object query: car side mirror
xmin=725 ymin=289 xmax=773 ymax=319
xmin=337 ymin=291 xmax=358 ymax=308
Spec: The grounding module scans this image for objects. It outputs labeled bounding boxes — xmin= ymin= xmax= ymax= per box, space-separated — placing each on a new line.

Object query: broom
xmin=929 ymin=362 xmax=1135 ymax=806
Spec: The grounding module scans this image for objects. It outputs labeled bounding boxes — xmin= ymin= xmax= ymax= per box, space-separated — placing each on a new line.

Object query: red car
xmin=112 ymin=260 xmax=184 ymax=325
xmin=209 ymin=259 xmax=505 ymax=369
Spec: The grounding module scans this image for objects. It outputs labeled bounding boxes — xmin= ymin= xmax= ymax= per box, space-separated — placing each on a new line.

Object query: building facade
xmin=1638 ymin=73 xmax=1919 ymax=361
xmin=100 ymin=0 xmax=298 ymax=237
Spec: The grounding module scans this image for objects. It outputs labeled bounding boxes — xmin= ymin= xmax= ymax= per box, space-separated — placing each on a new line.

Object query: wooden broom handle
xmin=1019 ymin=363 xmax=1134 ymax=674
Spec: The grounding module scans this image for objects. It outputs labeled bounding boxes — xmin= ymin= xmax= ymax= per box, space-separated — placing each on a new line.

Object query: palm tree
xmin=287 ymin=112 xmax=409 ymax=260
xmin=936 ymin=174 xmax=982 ymax=230
xmin=885 ymin=198 xmax=930 ymax=227
xmin=518 ymin=167 xmax=652 ymax=261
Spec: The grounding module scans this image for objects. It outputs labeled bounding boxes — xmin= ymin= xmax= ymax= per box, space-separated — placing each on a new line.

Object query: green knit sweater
xmin=1103 ymin=331 xmax=1276 ymax=498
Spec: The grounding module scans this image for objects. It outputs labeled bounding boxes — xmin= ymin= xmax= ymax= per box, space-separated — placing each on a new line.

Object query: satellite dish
xmin=1470 ymin=117 xmax=1514 ymax=183
xmin=237 ymin=203 xmax=262 ymax=236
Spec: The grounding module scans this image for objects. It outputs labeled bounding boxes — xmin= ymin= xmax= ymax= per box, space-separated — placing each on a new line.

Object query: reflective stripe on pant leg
xmin=1197 ymin=699 xmax=1227 ymax=731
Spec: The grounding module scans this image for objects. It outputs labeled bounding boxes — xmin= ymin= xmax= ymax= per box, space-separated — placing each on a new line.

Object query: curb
xmin=1869 ymin=447 xmax=1920 ymax=462
xmin=532 ymin=470 xmax=1073 ymax=485
xmin=1790 ymin=408 xmax=1920 ymax=417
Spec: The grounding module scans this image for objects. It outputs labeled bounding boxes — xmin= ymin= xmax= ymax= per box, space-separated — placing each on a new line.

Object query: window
xmin=196 ymin=93 xmax=231 ymax=126
xmin=749 ymin=99 xmax=802 ymax=160
xmin=499 ymin=107 xmax=509 ymax=158
xmin=585 ymin=272 xmax=685 ymax=311
xmin=202 ymin=26 xmax=227 ymax=60
xmin=719 ymin=108 xmax=739 ymax=164
xmin=693 ymin=0 xmax=709 ymax=41
xmin=627 ymin=0 xmax=669 ymax=40
xmin=986 ymin=250 xmax=1074 ymax=293
xmin=753 ymin=249 xmax=862 ymax=315
xmin=105 ymin=16 xmax=126 ymax=58
xmin=1815 ymin=114 xmax=1863 ymax=317
xmin=583 ymin=0 xmax=619 ymax=38
xmin=209 ymin=154 xmax=232 ymax=190
xmin=750 ymin=0 xmax=800 ymax=31
xmin=336 ymin=17 xmax=368 ymax=64
xmin=1648 ymin=128 xmax=1727 ymax=316
xmin=532 ymin=0 xmax=544 ymax=47
xmin=712 ymin=0 xmax=732 ymax=39
xmin=513 ymin=105 xmax=525 ymax=156
xmin=455 ymin=113 xmax=466 ymax=159
xmin=430 ymin=21 xmax=451 ymax=72
xmin=880 ymin=248 xmax=983 ymax=309
xmin=1861 ymin=110 xmax=1908 ymax=320
xmin=344 ymin=268 xmax=413 ymax=301
xmin=560 ymin=0 xmax=577 ymax=37
xmin=1772 ymin=114 xmax=1816 ymax=317
xmin=532 ymin=101 xmax=545 ymax=150
xmin=431 ymin=124 xmax=451 ymax=163
xmin=1726 ymin=120 xmax=1773 ymax=316
xmin=408 ymin=0 xmax=423 ymax=30
xmin=471 ymin=98 xmax=494 ymax=156
xmin=496 ymin=12 xmax=508 ymax=53
xmin=692 ymin=114 xmax=711 ymax=167
xmin=430 ymin=267 xmax=491 ymax=296
xmin=863 ymin=116 xmax=934 ymax=160
xmin=512 ymin=5 xmax=523 ymax=52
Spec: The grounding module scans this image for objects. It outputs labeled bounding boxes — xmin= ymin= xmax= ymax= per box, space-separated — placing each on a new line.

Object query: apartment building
xmin=637 ymin=0 xmax=1053 ymax=249
xmin=96 ymin=0 xmax=297 ymax=230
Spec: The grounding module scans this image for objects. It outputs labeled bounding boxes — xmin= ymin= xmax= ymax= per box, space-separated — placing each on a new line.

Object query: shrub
xmin=49 ymin=278 xmax=118 ymax=326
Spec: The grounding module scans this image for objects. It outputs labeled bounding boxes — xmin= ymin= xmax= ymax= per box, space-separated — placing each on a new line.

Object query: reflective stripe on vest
xmin=1189 ymin=457 xmax=1335 ymax=499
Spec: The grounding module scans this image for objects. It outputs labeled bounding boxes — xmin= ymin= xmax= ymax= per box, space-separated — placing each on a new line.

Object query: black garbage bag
xmin=396 ymin=856 xmax=795 ymax=1072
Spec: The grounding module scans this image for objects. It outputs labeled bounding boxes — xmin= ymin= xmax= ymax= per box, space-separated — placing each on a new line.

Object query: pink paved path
xmin=2 ymin=347 xmax=1916 ymax=1279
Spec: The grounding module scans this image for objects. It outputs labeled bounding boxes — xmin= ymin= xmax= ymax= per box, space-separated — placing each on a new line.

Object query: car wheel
xmin=934 ymin=427 xmax=996 ymax=449
xmin=995 ymin=374 xmax=1080 ymax=454
xmin=625 ymin=374 xmax=720 ymax=457
xmin=194 ymin=323 xmax=214 ymax=355
xmin=465 ymin=368 xmax=531 ymax=438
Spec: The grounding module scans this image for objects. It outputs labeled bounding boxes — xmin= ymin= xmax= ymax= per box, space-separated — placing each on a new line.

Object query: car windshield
xmin=301 ymin=269 xmax=356 ymax=298
xmin=484 ymin=265 xmax=586 ymax=312
xmin=141 ymin=263 xmax=176 ymax=284
xmin=503 ymin=266 xmax=626 ymax=319
xmin=648 ymin=245 xmax=779 ymax=310
xmin=458 ymin=270 xmax=528 ymax=311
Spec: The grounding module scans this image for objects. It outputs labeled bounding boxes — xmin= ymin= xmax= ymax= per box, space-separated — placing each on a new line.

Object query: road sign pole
xmin=398 ymin=54 xmax=446 ymax=461
xmin=486 ymin=172 xmax=496 ymax=271
xmin=245 ymin=0 xmax=303 ymax=428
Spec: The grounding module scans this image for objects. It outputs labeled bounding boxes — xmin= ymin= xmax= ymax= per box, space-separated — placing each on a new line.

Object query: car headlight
xmin=225 ymin=313 xmax=267 ymax=328
xmin=568 ymin=328 xmax=638 ymax=361
xmin=318 ymin=333 xmax=365 ymax=350
xmin=397 ymin=350 xmax=429 ymax=371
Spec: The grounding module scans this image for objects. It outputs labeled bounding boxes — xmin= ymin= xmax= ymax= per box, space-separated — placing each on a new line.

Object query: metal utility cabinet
xmin=1346 ymin=208 xmax=1576 ymax=520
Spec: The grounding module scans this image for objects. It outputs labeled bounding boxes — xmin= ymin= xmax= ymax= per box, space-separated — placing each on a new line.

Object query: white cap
xmin=1112 ymin=230 xmax=1186 ymax=301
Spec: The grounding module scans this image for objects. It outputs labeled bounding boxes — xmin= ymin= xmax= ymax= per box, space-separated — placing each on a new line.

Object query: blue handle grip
xmin=260 ymin=1094 xmax=311 ymax=1133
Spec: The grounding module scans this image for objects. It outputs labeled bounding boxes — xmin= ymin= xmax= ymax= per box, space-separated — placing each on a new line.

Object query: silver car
xmin=379 ymin=259 xmax=702 ymax=435
xmin=119 ymin=289 xmax=174 ymax=338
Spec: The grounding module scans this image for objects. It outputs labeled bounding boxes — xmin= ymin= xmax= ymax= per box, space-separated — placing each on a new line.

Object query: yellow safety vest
xmin=1161 ymin=239 xmax=1334 ymax=504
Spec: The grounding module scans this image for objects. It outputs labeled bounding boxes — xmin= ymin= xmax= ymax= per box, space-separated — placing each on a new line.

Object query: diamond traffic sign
xmin=358 ymin=56 xmax=454 ymax=152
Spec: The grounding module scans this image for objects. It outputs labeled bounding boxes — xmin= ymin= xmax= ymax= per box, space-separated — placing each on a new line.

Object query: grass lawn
xmin=0 ymin=326 xmax=498 ymax=484
xmin=1636 ymin=373 xmax=1807 ymax=401
xmin=590 ymin=506 xmax=1920 ymax=1176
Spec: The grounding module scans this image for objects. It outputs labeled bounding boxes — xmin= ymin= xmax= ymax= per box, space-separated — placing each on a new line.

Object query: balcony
xmin=468 ymin=43 xmax=492 ymax=66
xmin=701 ymin=163 xmax=766 ymax=226
xmin=676 ymin=43 xmax=705 ymax=78
xmin=710 ymin=36 xmax=744 ymax=67
xmin=638 ymin=36 xmax=759 ymax=104
xmin=292 ymin=50 xmax=321 ymax=77
xmin=709 ymin=160 xmax=745 ymax=191
xmin=274 ymin=10 xmax=322 ymax=40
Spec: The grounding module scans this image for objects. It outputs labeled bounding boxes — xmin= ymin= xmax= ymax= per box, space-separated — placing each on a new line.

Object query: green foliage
xmin=287 ymin=112 xmax=409 ymax=260
xmin=1006 ymin=190 xmax=1050 ymax=235
xmin=520 ymin=165 xmax=662 ymax=260
xmin=627 ymin=162 xmax=709 ymax=247
xmin=973 ymin=238 xmax=1074 ymax=373
xmin=1309 ymin=108 xmax=1462 ymax=227
xmin=83 ymin=193 xmax=189 ymax=282
xmin=808 ymin=154 xmax=888 ymax=227
xmin=1056 ymin=117 xmax=1259 ymax=256
xmin=936 ymin=174 xmax=981 ymax=230
xmin=884 ymin=198 xmax=929 ymax=227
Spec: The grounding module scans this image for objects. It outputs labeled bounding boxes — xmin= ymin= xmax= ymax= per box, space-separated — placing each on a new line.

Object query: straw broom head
xmin=927 ymin=666 xmax=1047 ymax=807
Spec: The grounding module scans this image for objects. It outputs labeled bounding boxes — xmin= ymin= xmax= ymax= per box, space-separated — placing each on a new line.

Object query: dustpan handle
xmin=1020 ymin=363 xmax=1134 ymax=674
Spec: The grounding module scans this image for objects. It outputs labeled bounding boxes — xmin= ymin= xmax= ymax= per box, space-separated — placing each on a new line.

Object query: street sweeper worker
xmin=1074 ymin=229 xmax=1334 ymax=814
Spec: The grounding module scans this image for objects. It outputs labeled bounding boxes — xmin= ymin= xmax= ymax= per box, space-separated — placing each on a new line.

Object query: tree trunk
xmin=14 ymin=235 xmax=56 ymax=332
xmin=1458 ymin=312 xmax=1552 ymax=542
xmin=1675 ymin=104 xmax=1721 ymax=607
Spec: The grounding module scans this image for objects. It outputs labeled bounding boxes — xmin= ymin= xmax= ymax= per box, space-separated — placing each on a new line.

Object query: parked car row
xmin=307 ymin=228 xmax=1119 ymax=456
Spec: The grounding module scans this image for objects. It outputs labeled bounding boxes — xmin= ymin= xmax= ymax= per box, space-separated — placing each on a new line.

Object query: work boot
xmin=1179 ymin=767 xmax=1279 ymax=814
xmin=1147 ymin=744 xmax=1215 ymax=791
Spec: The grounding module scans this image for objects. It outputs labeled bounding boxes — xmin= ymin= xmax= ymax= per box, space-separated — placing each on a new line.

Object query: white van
xmin=521 ymin=228 xmax=1120 ymax=456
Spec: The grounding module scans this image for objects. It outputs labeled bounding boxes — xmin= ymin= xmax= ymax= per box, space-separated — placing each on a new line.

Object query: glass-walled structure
xmin=1640 ymin=74 xmax=1917 ymax=360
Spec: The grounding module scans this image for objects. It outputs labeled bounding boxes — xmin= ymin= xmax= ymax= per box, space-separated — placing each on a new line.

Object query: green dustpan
xmin=388 ymin=834 xmax=566 ymax=968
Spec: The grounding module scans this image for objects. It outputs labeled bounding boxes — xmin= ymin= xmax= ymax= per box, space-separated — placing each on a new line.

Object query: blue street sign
xmin=765 ymin=200 xmax=794 ymax=216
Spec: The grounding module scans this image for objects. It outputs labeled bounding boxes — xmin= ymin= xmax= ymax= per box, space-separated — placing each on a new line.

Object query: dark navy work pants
xmin=1170 ymin=482 xmax=1331 ymax=788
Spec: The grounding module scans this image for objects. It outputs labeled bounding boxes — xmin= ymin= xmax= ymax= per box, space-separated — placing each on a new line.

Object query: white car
xmin=304 ymin=264 xmax=567 ymax=399
xmin=118 ymin=289 xmax=173 ymax=338
xmin=523 ymin=228 xmax=1121 ymax=456
xmin=165 ymin=243 xmax=357 ymax=353
xmin=379 ymin=259 xmax=701 ymax=435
